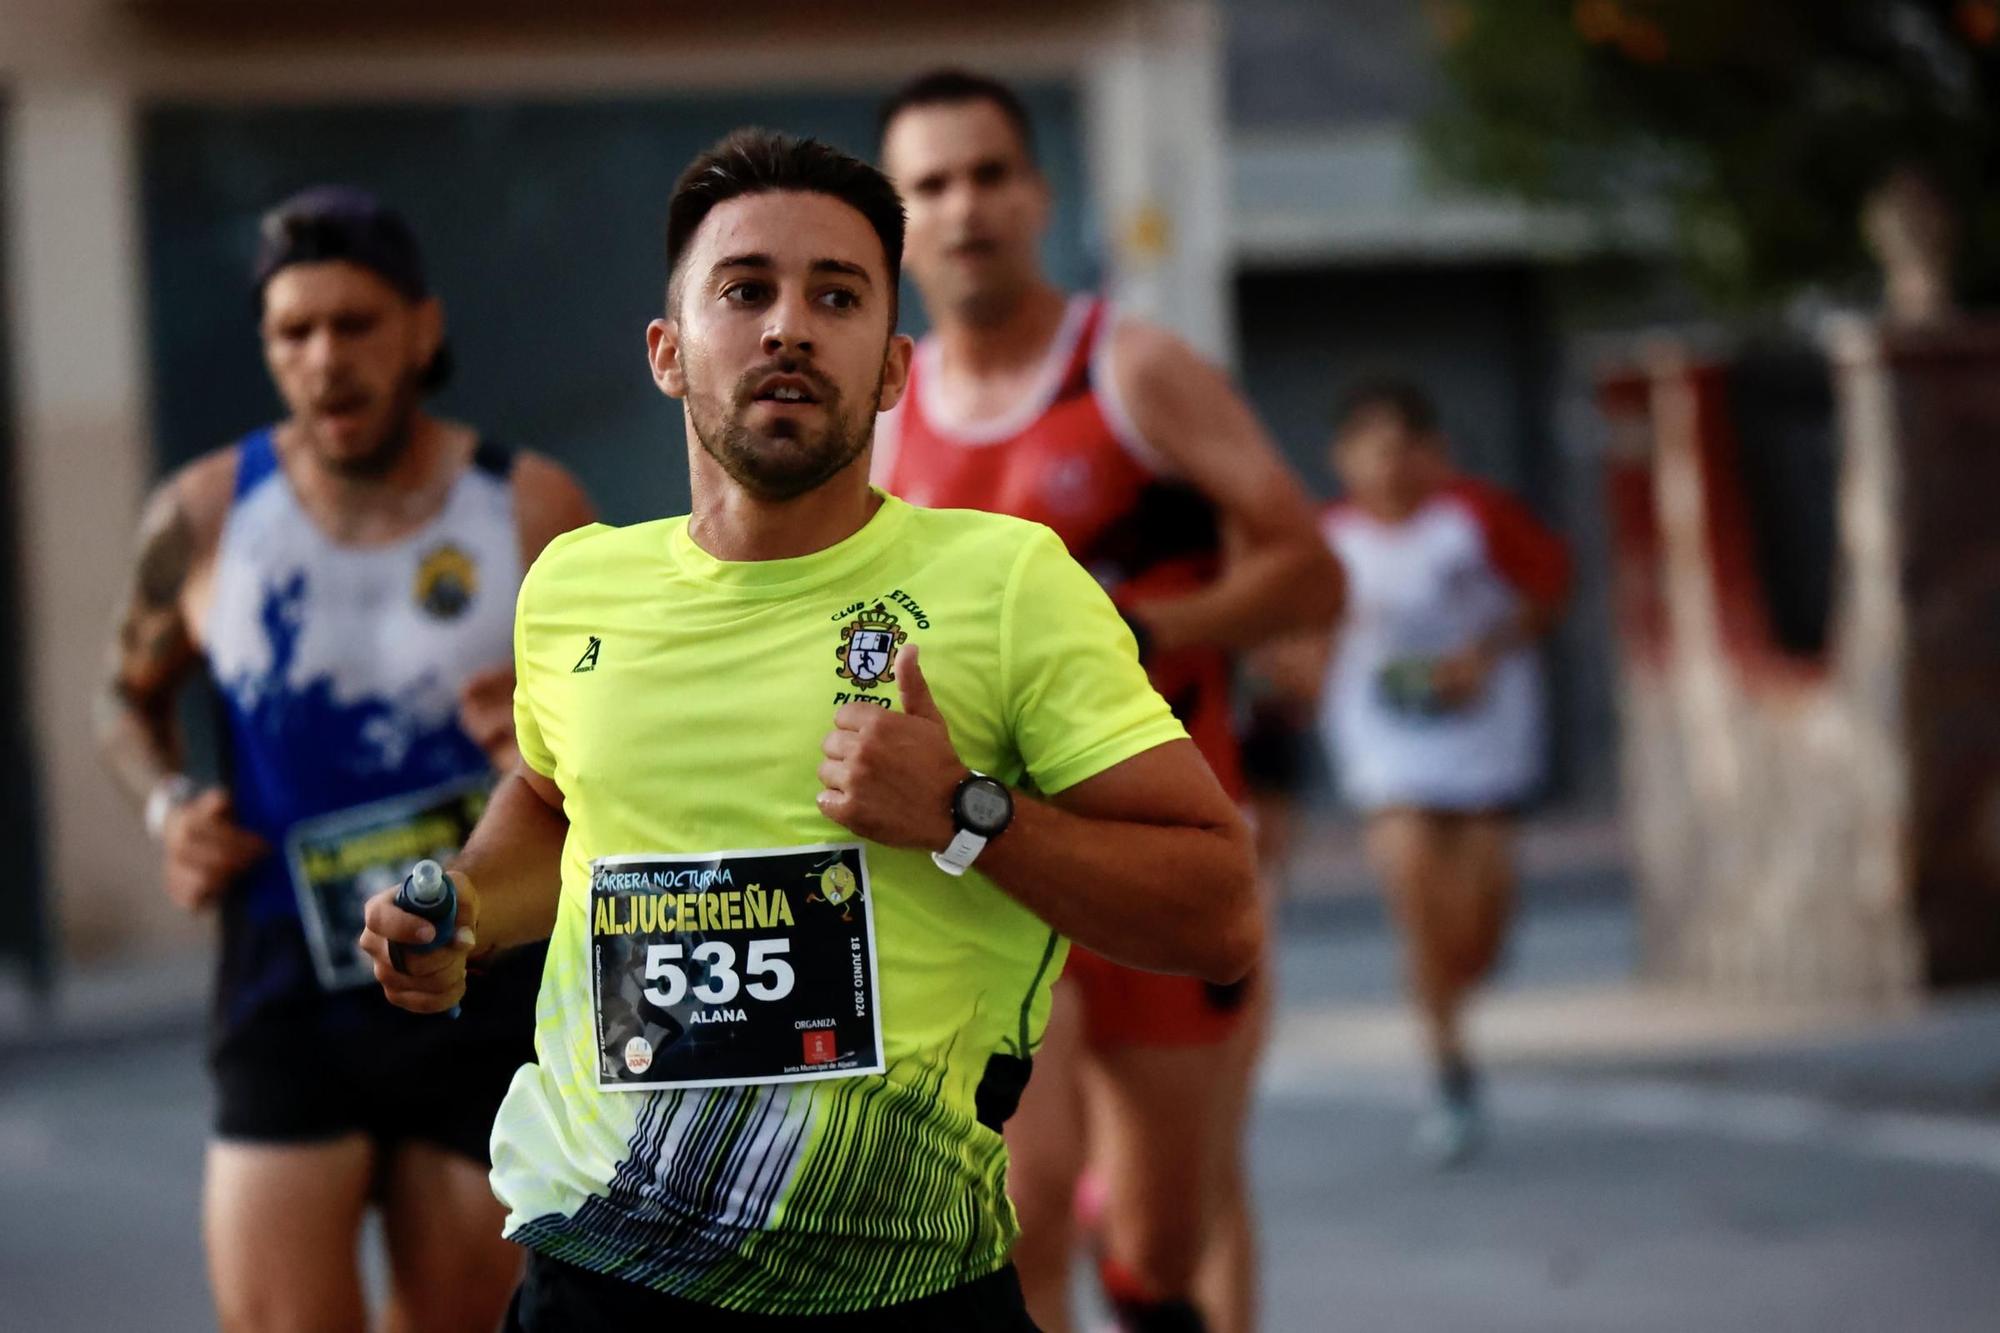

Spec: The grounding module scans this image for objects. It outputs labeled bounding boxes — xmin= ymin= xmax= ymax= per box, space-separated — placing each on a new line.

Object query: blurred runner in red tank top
xmin=877 ymin=70 xmax=1341 ymax=1333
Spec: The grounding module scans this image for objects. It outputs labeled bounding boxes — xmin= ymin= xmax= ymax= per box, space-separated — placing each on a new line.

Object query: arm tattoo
xmin=98 ymin=491 xmax=201 ymax=805
xmin=136 ymin=500 xmax=195 ymax=612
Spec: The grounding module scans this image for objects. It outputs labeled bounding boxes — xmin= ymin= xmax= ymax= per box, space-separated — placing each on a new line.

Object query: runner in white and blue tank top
xmin=95 ymin=186 xmax=595 ymax=1333
xmin=207 ymin=425 xmax=528 ymax=1039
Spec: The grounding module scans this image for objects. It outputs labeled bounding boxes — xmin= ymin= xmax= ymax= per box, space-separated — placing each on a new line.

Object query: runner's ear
xmin=647 ymin=318 xmax=688 ymax=399
xmin=876 ymin=333 xmax=915 ymax=414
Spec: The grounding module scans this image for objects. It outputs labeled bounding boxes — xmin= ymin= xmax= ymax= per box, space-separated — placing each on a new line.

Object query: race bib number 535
xmin=591 ymin=844 xmax=884 ymax=1091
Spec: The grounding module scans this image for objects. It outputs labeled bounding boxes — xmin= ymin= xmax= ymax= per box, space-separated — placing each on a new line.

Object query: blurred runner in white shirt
xmin=1312 ymin=378 xmax=1570 ymax=1167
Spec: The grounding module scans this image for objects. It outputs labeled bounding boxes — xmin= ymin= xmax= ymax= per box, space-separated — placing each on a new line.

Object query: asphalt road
xmin=5 ymin=900 xmax=1999 ymax=1332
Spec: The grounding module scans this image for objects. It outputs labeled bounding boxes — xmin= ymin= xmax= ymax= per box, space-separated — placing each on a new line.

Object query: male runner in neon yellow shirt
xmin=360 ymin=129 xmax=1259 ymax=1330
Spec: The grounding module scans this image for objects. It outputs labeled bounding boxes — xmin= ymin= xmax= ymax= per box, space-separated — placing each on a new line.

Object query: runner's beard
xmin=688 ymin=360 xmax=884 ymax=501
xmin=935 ymin=242 xmax=1034 ymax=331
xmin=315 ymin=368 xmax=423 ymax=479
xmin=949 ymin=273 xmax=1030 ymax=331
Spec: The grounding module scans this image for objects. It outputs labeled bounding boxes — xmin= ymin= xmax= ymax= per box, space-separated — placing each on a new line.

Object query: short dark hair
xmin=876 ymin=68 xmax=1037 ymax=163
xmin=665 ymin=129 xmax=906 ymax=314
xmin=253 ymin=185 xmax=451 ymax=393
xmin=1335 ymin=377 xmax=1439 ymax=437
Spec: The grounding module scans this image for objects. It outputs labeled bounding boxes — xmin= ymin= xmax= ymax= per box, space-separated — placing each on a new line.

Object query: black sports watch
xmin=932 ymin=772 xmax=1014 ymax=877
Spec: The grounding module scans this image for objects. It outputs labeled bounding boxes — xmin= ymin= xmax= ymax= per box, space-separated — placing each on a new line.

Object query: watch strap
xmin=931 ymin=828 xmax=989 ymax=878
xmin=145 ymin=774 xmax=199 ymax=841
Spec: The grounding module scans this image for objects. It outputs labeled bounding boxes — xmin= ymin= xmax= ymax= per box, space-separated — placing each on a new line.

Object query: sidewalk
xmin=0 ymin=947 xmax=209 ymax=1060
xmin=1270 ymin=807 xmax=2000 ymax=1126
xmin=1269 ymin=886 xmax=2000 ymax=1146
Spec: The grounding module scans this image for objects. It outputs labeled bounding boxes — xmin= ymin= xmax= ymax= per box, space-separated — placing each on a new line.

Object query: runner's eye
xmin=817 ymin=288 xmax=860 ymax=312
xmin=724 ymin=282 xmax=772 ymax=306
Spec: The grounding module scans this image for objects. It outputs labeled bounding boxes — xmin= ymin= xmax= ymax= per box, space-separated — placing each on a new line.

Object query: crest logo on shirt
xmin=414 ymin=544 xmax=477 ymax=620
xmin=834 ymin=602 xmax=906 ymax=691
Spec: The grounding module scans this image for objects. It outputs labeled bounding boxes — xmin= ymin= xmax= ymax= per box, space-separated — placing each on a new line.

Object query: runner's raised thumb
xmin=895 ymin=645 xmax=941 ymax=722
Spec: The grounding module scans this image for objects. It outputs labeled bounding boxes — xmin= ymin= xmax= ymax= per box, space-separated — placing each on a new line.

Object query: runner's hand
xmin=458 ymin=666 xmax=520 ymax=772
xmin=817 ymin=645 xmax=963 ymax=852
xmin=1428 ymin=643 xmax=1496 ymax=709
xmin=160 ymin=788 xmax=267 ymax=912
xmin=359 ymin=872 xmax=480 ymax=1014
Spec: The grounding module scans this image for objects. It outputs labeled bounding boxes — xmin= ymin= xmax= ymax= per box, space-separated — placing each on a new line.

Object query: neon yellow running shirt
xmin=491 ymin=492 xmax=1186 ymax=1315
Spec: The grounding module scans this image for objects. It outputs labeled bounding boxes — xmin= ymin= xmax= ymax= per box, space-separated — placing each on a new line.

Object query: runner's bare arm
xmin=96 ymin=452 xmax=269 ymax=911
xmin=1251 ymin=629 xmax=1334 ymax=715
xmin=97 ymin=448 xmax=243 ymax=804
xmin=95 ymin=480 xmax=206 ymax=807
xmin=360 ymin=766 xmax=567 ymax=1013
xmin=511 ymin=450 xmax=598 ymax=566
xmin=457 ymin=452 xmax=598 ymax=771
xmin=452 ymin=767 xmax=567 ymax=954
xmin=1110 ymin=320 xmax=1342 ymax=654
xmin=981 ymin=738 xmax=1257 ymax=982
xmin=818 ymin=648 xmax=1258 ymax=982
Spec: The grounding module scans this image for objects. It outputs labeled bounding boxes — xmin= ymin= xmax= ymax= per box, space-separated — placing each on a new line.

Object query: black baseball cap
xmin=252 ymin=186 xmax=451 ymax=390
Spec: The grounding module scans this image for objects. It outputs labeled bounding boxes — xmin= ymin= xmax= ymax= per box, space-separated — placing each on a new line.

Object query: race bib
xmin=283 ymin=775 xmax=491 ymax=991
xmin=1375 ymin=657 xmax=1470 ymax=720
xmin=591 ymin=844 xmax=884 ymax=1091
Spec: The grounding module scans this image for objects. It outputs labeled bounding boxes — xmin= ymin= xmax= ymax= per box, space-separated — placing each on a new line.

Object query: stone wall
xmin=1598 ymin=319 xmax=2000 ymax=1001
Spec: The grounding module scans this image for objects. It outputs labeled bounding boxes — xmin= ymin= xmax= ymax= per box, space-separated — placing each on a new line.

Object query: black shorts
xmin=212 ymin=1011 xmax=527 ymax=1163
xmin=502 ymin=1253 xmax=1042 ymax=1332
xmin=211 ymin=949 xmax=541 ymax=1163
xmin=1238 ymin=700 xmax=1313 ymax=796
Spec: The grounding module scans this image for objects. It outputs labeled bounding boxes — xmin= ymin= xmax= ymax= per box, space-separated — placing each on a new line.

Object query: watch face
xmin=958 ymin=779 xmax=1013 ymax=835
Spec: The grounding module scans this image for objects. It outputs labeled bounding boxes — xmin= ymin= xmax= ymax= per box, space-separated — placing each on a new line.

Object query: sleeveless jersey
xmin=877 ymin=295 xmax=1242 ymax=797
xmin=206 ymin=427 xmax=528 ymax=1034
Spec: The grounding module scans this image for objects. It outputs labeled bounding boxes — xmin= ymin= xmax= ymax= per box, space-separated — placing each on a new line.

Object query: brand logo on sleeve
xmin=573 ymin=636 xmax=602 ymax=673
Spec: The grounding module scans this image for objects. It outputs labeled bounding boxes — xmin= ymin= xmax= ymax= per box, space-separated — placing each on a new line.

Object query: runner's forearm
xmin=1132 ymin=538 xmax=1340 ymax=656
xmin=975 ymin=796 xmax=1259 ymax=983
xmin=450 ymin=769 xmax=567 ymax=957
xmin=95 ymin=686 xmax=186 ymax=810
xmin=1472 ymin=595 xmax=1559 ymax=660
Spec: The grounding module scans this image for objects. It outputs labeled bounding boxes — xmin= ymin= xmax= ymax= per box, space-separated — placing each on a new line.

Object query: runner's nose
xmin=762 ymin=289 xmax=815 ymax=358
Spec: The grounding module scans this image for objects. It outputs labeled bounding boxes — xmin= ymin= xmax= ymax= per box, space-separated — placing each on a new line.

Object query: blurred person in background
xmin=95 ymin=186 xmax=592 ymax=1332
xmin=1188 ymin=634 xmax=1321 ymax=1332
xmin=1312 ymin=378 xmax=1569 ymax=1167
xmin=1236 ymin=637 xmax=1324 ymax=899
xmin=876 ymin=69 xmax=1341 ymax=1333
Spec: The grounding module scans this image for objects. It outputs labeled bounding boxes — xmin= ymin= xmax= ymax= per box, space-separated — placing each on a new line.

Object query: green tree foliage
xmin=1422 ymin=1 xmax=2000 ymax=304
